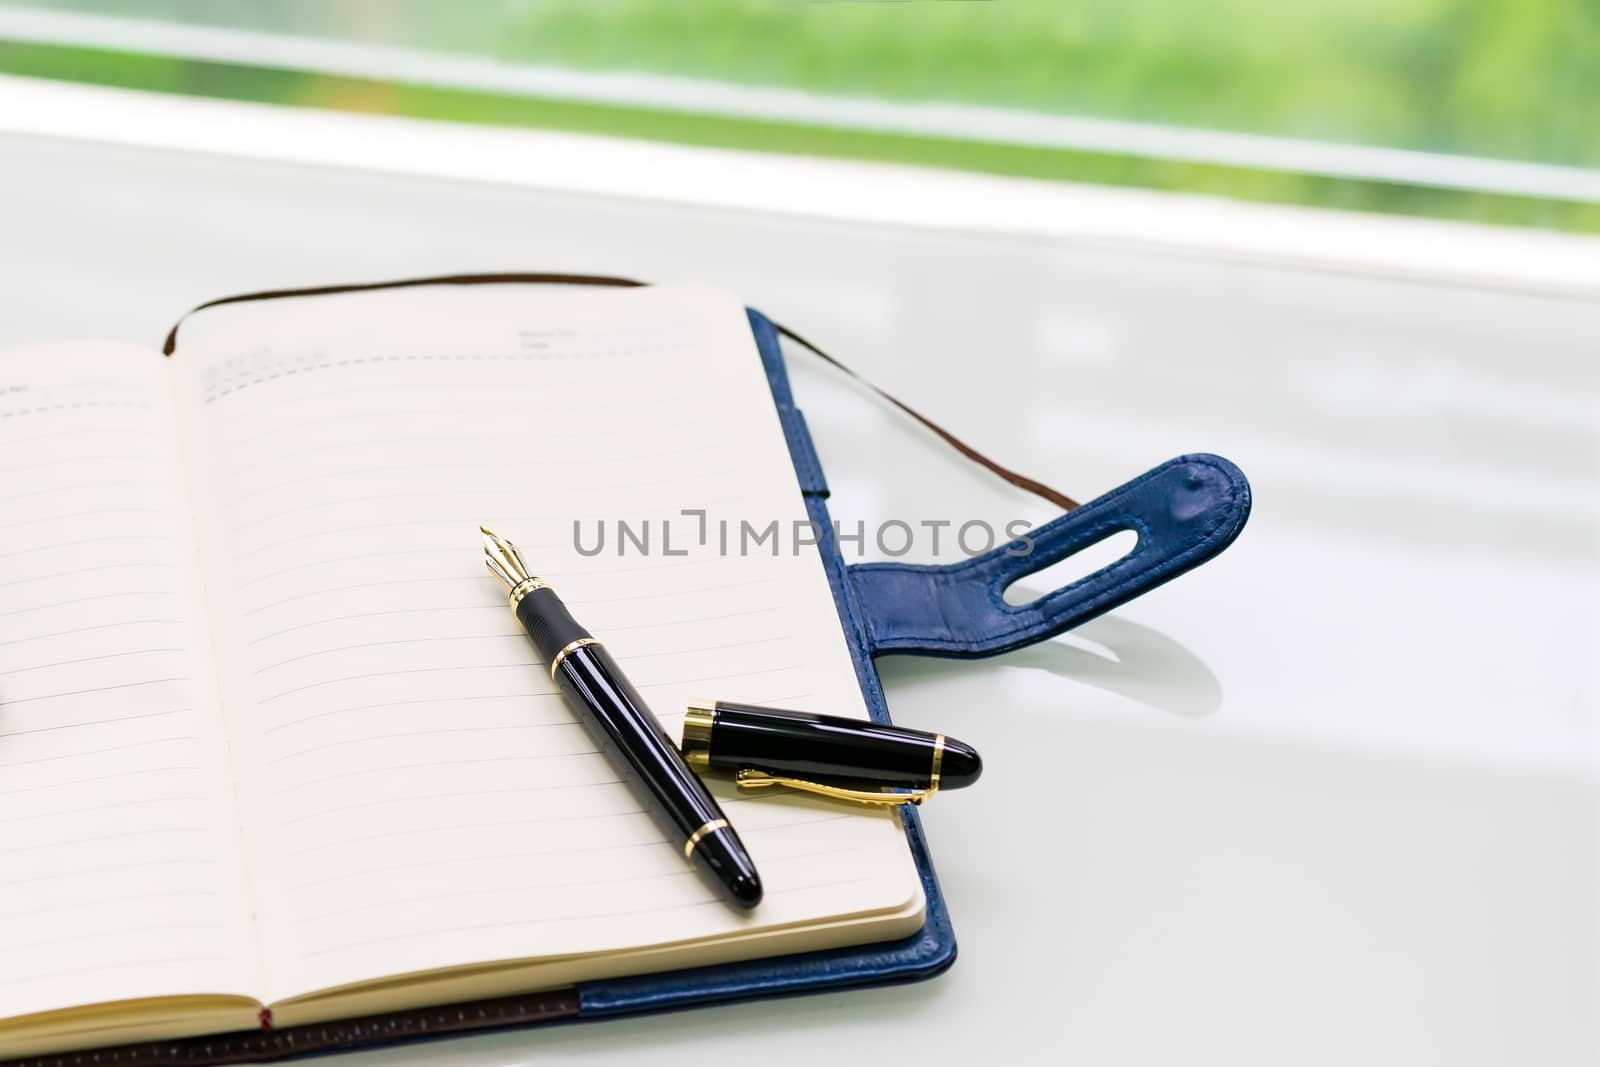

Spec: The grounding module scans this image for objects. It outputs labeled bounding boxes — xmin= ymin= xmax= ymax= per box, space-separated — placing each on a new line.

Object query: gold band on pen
xmin=927 ymin=733 xmax=946 ymax=799
xmin=507 ymin=576 xmax=548 ymax=607
xmin=683 ymin=818 xmax=729 ymax=858
xmin=549 ymin=637 xmax=599 ymax=680
xmin=682 ymin=701 xmax=717 ymax=756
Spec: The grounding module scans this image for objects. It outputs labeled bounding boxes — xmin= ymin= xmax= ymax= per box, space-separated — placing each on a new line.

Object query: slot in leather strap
xmin=161 ymin=272 xmax=1078 ymax=512
xmin=847 ymin=454 xmax=1251 ymax=658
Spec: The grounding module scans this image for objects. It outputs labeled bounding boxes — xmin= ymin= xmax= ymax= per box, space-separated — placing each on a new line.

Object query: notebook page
xmin=0 ymin=343 xmax=254 ymax=1021
xmin=168 ymin=285 xmax=922 ymax=1003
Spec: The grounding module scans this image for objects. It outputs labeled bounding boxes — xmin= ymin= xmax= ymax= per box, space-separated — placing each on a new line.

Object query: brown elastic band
xmin=769 ymin=321 xmax=1079 ymax=511
xmin=161 ymin=272 xmax=1077 ymax=512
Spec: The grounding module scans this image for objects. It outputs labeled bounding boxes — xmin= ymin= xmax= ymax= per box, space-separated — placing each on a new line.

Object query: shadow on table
xmin=876 ymin=612 xmax=1222 ymax=719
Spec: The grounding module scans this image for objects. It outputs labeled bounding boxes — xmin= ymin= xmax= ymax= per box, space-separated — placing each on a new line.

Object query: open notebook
xmin=0 ymin=284 xmax=924 ymax=1058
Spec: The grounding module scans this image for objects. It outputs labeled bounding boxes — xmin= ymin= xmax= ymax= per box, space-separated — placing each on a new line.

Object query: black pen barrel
xmin=516 ymin=589 xmax=761 ymax=909
xmin=685 ymin=701 xmax=981 ymax=790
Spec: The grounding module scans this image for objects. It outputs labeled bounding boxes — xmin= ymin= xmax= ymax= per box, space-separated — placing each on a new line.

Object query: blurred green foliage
xmin=2 ymin=0 xmax=1597 ymax=229
xmin=490 ymin=0 xmax=1600 ymax=168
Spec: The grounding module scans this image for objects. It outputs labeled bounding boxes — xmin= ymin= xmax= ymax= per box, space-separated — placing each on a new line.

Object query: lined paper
xmin=0 ymin=343 xmax=253 ymax=1020
xmin=170 ymin=286 xmax=921 ymax=1003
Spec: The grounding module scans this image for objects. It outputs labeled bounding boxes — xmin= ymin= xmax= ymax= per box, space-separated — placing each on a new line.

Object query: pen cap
xmin=680 ymin=700 xmax=981 ymax=792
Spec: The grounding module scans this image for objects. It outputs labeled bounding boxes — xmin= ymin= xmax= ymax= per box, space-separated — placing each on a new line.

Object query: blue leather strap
xmin=576 ymin=319 xmax=1245 ymax=1021
xmin=848 ymin=454 xmax=1251 ymax=658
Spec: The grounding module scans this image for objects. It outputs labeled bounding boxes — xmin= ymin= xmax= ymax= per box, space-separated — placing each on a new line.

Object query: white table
xmin=2 ymin=76 xmax=1595 ymax=1066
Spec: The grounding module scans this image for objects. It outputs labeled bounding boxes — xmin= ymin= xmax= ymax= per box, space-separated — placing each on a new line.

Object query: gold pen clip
xmin=735 ymin=768 xmax=932 ymax=807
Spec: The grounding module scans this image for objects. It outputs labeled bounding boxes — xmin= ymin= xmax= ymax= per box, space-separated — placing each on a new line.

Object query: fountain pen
xmin=480 ymin=527 xmax=762 ymax=909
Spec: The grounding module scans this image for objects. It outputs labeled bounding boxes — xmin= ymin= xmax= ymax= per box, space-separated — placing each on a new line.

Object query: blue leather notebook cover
xmin=4 ymin=298 xmax=1249 ymax=1067
xmin=582 ymin=310 xmax=1252 ymax=1019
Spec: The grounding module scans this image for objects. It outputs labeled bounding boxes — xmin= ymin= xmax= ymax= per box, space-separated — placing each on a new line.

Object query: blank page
xmin=0 ymin=343 xmax=254 ymax=1022
xmin=167 ymin=285 xmax=923 ymax=1004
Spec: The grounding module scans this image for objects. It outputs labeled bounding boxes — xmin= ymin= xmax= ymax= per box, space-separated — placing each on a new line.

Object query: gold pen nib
xmin=480 ymin=525 xmax=535 ymax=594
